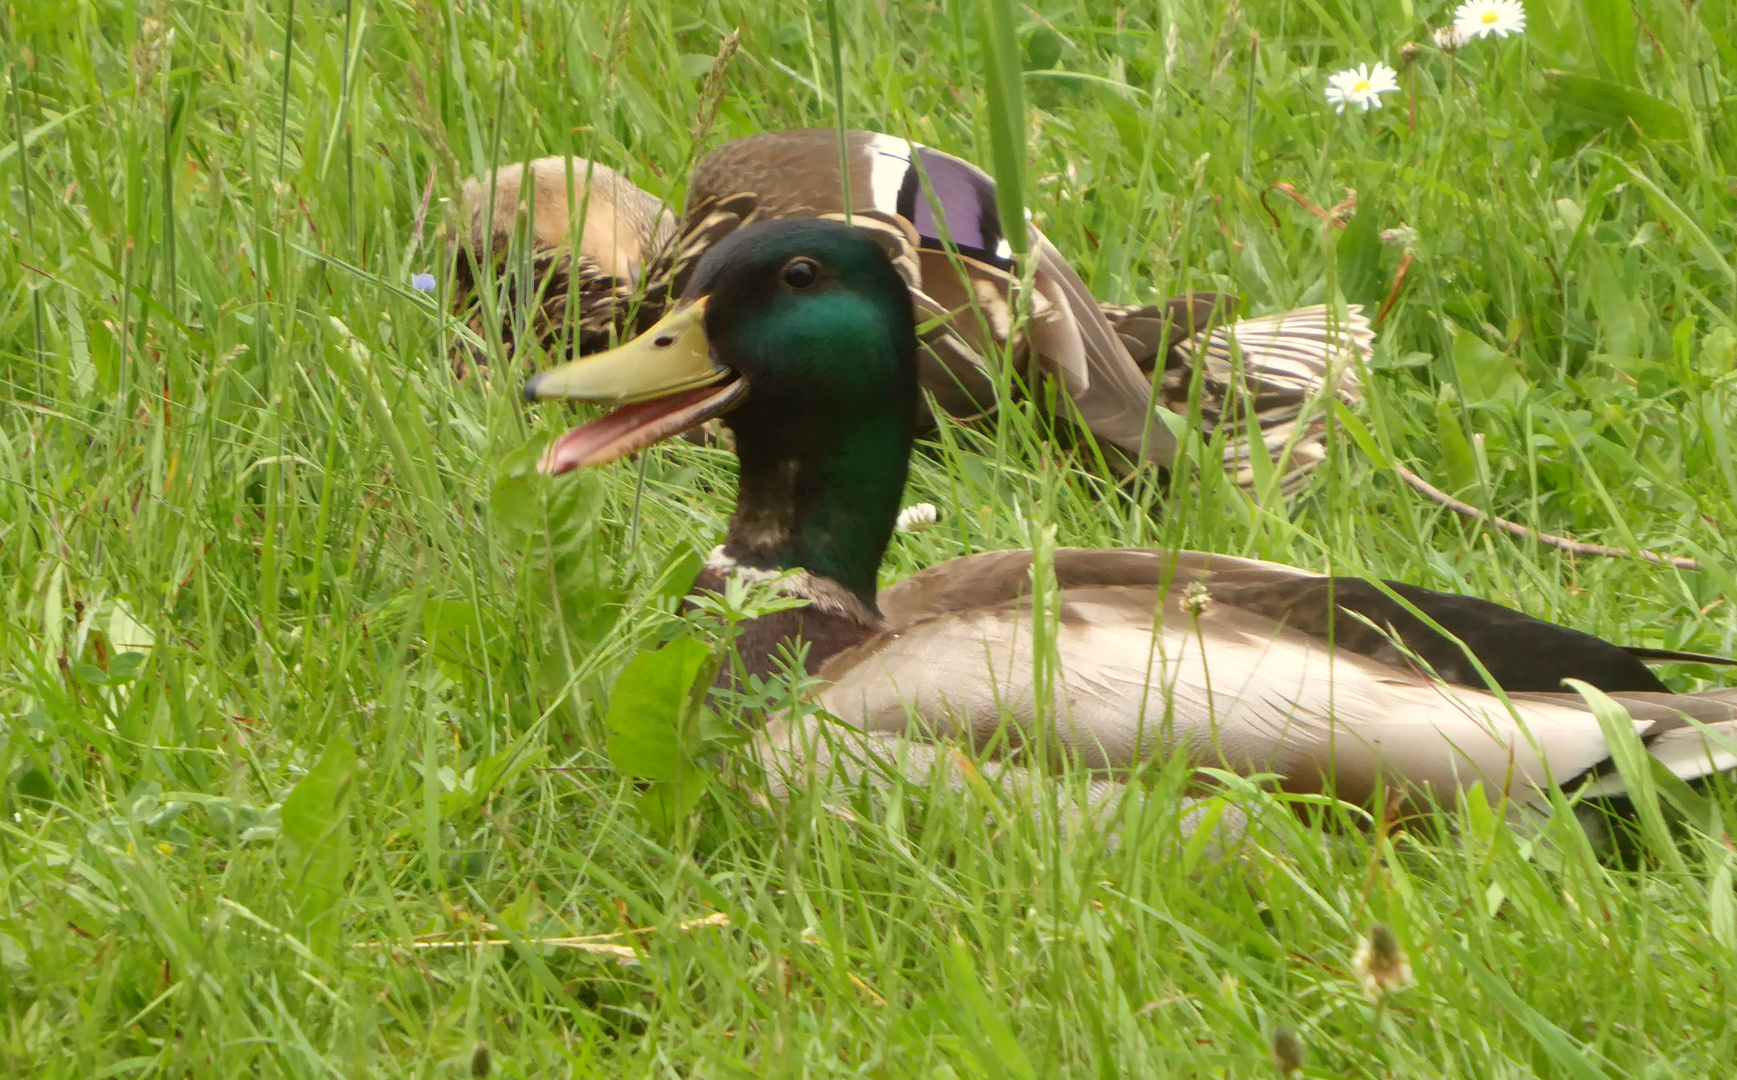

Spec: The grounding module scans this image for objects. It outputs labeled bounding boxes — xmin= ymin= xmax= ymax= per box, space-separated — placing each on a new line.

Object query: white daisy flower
xmin=1324 ymin=62 xmax=1400 ymax=114
xmin=1432 ymin=25 xmax=1471 ymax=51
xmin=895 ymin=502 xmax=939 ymax=534
xmin=1453 ymin=0 xmax=1526 ymax=40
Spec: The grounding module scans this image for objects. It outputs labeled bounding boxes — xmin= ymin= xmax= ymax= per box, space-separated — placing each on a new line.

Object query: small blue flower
xmin=411 ymin=273 xmax=437 ymax=293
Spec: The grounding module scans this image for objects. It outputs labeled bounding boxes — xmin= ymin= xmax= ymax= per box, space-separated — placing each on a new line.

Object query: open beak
xmin=521 ymin=297 xmax=747 ymax=475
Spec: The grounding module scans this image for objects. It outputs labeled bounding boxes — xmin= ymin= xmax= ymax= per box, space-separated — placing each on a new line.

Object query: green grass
xmin=4 ymin=0 xmax=1737 ymax=1074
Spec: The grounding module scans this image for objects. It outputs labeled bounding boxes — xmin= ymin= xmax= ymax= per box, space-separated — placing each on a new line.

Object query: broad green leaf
xmin=542 ymin=468 xmax=625 ymax=649
xmin=1543 ymin=72 xmax=1689 ymax=140
xmin=648 ymin=543 xmax=705 ymax=608
xmin=1434 ymin=392 xmax=1478 ymax=493
xmin=1090 ymin=83 xmax=1146 ymax=158
xmin=280 ymin=737 xmax=357 ymax=950
xmin=106 ymin=601 xmax=153 ymax=654
xmin=423 ymin=599 xmax=487 ymax=674
xmin=1453 ymin=330 xmax=1524 ymax=406
xmin=1023 ymin=28 xmax=1062 ymax=70
xmin=1331 ymin=400 xmax=1392 ymax=470
xmin=545 ymin=467 xmax=608 ymax=549
xmin=1335 ymin=196 xmax=1386 ymax=308
xmin=281 ymin=736 xmax=358 ymax=862
xmin=1587 ymin=254 xmax=1640 ymax=359
xmin=635 ymin=769 xmax=709 ymax=835
xmin=1580 ymin=0 xmax=1637 ymax=86
xmin=606 ymin=725 xmax=684 ymax=785
xmin=488 ymin=473 xmax=541 ymax=537
xmin=1554 ymin=197 xmax=1584 ymax=233
xmin=604 ymin=637 xmax=712 ymax=782
xmin=1702 ymin=326 xmax=1736 ymax=374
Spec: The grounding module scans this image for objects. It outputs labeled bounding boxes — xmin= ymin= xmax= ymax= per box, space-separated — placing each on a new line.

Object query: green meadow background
xmin=3 ymin=0 xmax=1736 ymax=1074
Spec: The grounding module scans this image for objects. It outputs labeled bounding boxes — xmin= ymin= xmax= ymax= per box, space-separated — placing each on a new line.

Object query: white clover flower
xmin=1453 ymin=0 xmax=1526 ymax=40
xmin=1325 ymin=62 xmax=1400 ymax=114
xmin=895 ymin=502 xmax=939 ymax=533
xmin=1432 ymin=25 xmax=1471 ymax=50
xmin=1379 ymin=224 xmax=1418 ymax=248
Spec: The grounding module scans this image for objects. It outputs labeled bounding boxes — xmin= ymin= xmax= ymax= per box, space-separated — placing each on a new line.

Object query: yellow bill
xmin=521 ymin=298 xmax=748 ymax=474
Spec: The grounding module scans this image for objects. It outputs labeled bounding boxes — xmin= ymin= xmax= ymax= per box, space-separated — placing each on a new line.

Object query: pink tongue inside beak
xmin=538 ymin=380 xmax=747 ymax=475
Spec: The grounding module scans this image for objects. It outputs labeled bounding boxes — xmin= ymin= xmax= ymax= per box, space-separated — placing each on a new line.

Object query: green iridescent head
xmin=525 ymin=218 xmax=922 ymax=606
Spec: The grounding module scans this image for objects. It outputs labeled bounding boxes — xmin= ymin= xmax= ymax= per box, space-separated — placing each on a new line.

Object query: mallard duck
xmin=464 ymin=131 xmax=1372 ymax=490
xmin=523 ymin=218 xmax=1737 ymax=813
xmin=450 ymin=157 xmax=677 ymax=366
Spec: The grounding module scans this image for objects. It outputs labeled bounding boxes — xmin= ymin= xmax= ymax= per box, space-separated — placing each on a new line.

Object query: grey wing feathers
xmin=837 ymin=547 xmax=1737 ymax=811
xmin=820 ymin=578 xmax=1737 ymax=810
xmin=1163 ymin=304 xmax=1373 ymax=492
xmin=1567 ymin=688 xmax=1737 ymax=797
xmin=1184 ymin=304 xmax=1372 ymax=404
xmin=1028 ymin=234 xmax=1177 ymax=464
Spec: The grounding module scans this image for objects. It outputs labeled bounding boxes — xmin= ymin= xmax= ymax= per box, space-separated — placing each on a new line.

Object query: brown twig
xmin=1374 ymin=251 xmax=1412 ymax=327
xmin=1258 ymin=186 xmax=1285 ymax=230
xmin=1325 ymin=189 xmax=1358 ymax=224
xmin=1394 ymin=464 xmax=1703 ymax=572
xmin=1260 ymin=182 xmax=1355 ymax=231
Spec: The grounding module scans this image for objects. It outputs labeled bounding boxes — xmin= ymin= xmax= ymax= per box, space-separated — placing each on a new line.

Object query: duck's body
xmin=468 ymin=131 xmax=1371 ymax=489
xmin=797 ymin=547 xmax=1737 ymax=808
xmin=524 ymin=219 xmax=1736 ymax=814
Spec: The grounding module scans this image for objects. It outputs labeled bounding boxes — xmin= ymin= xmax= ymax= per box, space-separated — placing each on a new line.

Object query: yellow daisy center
xmin=1353 ymin=79 xmax=1371 ymax=93
xmin=1482 ymin=10 xmax=1498 ymax=22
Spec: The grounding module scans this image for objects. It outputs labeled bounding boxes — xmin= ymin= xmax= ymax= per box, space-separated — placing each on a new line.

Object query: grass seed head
xmin=1352 ymin=923 xmax=1415 ymax=999
xmin=1270 ymin=1026 xmax=1306 ymax=1074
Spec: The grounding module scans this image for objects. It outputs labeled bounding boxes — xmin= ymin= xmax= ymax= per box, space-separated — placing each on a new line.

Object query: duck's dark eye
xmin=782 ymin=258 xmax=819 ymax=289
